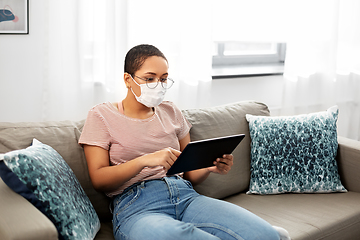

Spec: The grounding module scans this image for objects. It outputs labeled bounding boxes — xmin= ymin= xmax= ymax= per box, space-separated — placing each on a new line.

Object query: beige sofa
xmin=1 ymin=101 xmax=360 ymax=240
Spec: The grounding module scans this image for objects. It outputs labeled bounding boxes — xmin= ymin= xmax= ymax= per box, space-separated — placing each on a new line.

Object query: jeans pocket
xmin=113 ymin=186 xmax=142 ymax=237
xmin=114 ymin=186 xmax=141 ymax=216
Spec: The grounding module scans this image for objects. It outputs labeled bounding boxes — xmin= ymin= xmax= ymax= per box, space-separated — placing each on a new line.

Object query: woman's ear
xmin=124 ymin=73 xmax=131 ymax=88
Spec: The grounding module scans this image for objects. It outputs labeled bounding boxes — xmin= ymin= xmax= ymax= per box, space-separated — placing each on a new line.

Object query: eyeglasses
xmin=133 ymin=75 xmax=174 ymax=89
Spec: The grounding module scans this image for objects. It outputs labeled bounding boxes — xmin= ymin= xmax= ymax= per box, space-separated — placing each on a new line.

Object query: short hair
xmin=124 ymin=44 xmax=167 ymax=76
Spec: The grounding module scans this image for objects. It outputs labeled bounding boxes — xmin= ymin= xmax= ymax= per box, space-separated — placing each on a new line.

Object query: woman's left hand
xmin=184 ymin=154 xmax=234 ymax=185
xmin=208 ymin=154 xmax=234 ymax=175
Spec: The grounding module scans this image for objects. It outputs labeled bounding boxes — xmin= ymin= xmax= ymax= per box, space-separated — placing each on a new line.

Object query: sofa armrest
xmin=0 ymin=178 xmax=58 ymax=240
xmin=337 ymin=136 xmax=360 ymax=193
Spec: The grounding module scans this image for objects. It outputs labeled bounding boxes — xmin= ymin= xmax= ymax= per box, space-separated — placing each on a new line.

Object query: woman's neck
xmin=122 ymin=97 xmax=155 ymax=119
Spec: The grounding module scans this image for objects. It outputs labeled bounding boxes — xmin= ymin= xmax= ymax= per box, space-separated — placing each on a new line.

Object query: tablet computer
xmin=167 ymin=134 xmax=245 ymax=175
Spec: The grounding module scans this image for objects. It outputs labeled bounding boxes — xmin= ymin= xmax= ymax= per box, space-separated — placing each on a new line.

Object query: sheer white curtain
xmin=78 ymin=0 xmax=213 ymax=111
xmin=42 ymin=0 xmax=86 ymax=121
xmin=282 ymin=0 xmax=360 ymax=140
xmin=45 ymin=0 xmax=293 ymax=122
xmin=43 ymin=0 xmax=360 ymax=140
xmin=41 ymin=0 xmax=120 ymax=121
xmin=42 ymin=0 xmax=212 ymax=122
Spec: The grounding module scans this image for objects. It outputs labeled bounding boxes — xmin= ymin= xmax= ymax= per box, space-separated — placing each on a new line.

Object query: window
xmin=212 ymin=42 xmax=286 ymax=78
xmin=213 ymin=42 xmax=286 ymax=66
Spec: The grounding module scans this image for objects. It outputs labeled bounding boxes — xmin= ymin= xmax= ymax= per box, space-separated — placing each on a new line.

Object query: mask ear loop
xmin=128 ymin=74 xmax=142 ymax=98
xmin=129 ymin=74 xmax=141 ymax=87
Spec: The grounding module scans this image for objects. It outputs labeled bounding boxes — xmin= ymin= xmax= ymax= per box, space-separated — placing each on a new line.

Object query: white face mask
xmin=130 ymin=75 xmax=167 ymax=108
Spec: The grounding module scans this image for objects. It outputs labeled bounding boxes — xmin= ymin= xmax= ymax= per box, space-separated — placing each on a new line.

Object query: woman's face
xmin=130 ymin=56 xmax=169 ymax=97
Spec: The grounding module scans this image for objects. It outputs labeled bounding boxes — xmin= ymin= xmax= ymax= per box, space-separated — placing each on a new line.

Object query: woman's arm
xmin=180 ymin=133 xmax=234 ymax=186
xmin=84 ymin=145 xmax=181 ymax=193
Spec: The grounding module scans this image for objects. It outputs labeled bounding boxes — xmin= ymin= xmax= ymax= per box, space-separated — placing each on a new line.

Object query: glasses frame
xmin=133 ymin=75 xmax=174 ymax=89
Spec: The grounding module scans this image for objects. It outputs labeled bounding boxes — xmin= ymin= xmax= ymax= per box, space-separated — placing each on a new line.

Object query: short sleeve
xmin=173 ymin=104 xmax=192 ymax=140
xmin=79 ymin=109 xmax=111 ymax=150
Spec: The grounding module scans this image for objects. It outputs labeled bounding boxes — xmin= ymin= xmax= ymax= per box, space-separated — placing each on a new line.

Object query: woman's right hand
xmin=140 ymin=147 xmax=181 ymax=171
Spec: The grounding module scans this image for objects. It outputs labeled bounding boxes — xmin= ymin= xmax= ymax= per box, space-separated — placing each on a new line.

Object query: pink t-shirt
xmin=79 ymin=101 xmax=191 ymax=197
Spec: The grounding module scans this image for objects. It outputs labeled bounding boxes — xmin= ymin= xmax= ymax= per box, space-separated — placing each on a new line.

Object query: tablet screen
xmin=167 ymin=134 xmax=245 ymax=175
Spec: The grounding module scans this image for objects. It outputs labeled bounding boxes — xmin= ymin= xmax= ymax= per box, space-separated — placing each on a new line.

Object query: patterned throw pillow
xmin=0 ymin=139 xmax=100 ymax=240
xmin=246 ymin=106 xmax=347 ymax=194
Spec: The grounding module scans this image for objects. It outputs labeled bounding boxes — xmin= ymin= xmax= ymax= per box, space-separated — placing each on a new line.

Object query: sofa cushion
xmin=0 ymin=177 xmax=59 ymax=240
xmin=0 ymin=120 xmax=112 ymax=221
xmin=246 ymin=106 xmax=347 ymax=194
xmin=0 ymin=139 xmax=100 ymax=240
xmin=181 ymin=101 xmax=270 ymax=199
xmin=225 ymin=192 xmax=360 ymax=239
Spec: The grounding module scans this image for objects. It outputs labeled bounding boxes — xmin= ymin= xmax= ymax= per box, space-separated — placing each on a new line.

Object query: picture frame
xmin=0 ymin=0 xmax=29 ymax=34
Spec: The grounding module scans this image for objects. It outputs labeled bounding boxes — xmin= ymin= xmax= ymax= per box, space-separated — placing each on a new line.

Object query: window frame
xmin=212 ymin=42 xmax=286 ymax=67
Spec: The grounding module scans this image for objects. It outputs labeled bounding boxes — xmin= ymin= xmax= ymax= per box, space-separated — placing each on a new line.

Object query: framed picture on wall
xmin=0 ymin=0 xmax=29 ymax=34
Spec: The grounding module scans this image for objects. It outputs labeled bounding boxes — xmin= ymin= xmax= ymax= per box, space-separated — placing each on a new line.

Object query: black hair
xmin=124 ymin=44 xmax=167 ymax=76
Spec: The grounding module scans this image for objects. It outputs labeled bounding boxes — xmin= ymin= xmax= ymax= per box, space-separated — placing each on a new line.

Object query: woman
xmin=79 ymin=44 xmax=285 ymax=240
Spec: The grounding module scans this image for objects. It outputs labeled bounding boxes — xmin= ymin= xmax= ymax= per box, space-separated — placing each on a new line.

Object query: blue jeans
xmin=112 ymin=176 xmax=280 ymax=240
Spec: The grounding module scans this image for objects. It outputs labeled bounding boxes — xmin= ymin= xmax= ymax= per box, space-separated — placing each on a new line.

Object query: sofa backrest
xmin=0 ymin=120 xmax=112 ymax=221
xmin=182 ymin=101 xmax=270 ymax=199
xmin=0 ymin=101 xmax=270 ymax=220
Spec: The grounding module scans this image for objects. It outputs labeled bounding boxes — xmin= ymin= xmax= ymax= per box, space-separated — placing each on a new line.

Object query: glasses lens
xmin=146 ymin=81 xmax=159 ymax=89
xmin=162 ymin=78 xmax=174 ymax=89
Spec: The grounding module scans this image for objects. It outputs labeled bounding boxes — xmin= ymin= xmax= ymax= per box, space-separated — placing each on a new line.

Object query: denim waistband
xmin=122 ymin=175 xmax=181 ymax=195
xmin=110 ymin=176 xmax=182 ymax=213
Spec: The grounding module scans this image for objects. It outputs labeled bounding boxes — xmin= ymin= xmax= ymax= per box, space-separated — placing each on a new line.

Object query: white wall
xmin=0 ymin=2 xmax=46 ymax=122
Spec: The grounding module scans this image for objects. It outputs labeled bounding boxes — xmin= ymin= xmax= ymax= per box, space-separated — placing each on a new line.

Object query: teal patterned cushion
xmin=246 ymin=106 xmax=347 ymax=194
xmin=0 ymin=139 xmax=100 ymax=239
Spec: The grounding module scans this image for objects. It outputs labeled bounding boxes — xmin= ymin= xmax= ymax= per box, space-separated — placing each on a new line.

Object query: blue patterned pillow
xmin=246 ymin=106 xmax=347 ymax=194
xmin=0 ymin=139 xmax=100 ymax=239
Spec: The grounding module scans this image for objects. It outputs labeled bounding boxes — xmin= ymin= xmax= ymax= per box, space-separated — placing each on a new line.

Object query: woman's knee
xmin=184 ymin=196 xmax=280 ymax=240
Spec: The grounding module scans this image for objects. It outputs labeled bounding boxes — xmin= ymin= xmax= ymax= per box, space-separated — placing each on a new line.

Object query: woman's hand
xmin=84 ymin=145 xmax=180 ymax=192
xmin=140 ymin=147 xmax=181 ymax=171
xmin=208 ymin=154 xmax=234 ymax=175
xmin=183 ymin=154 xmax=234 ymax=186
